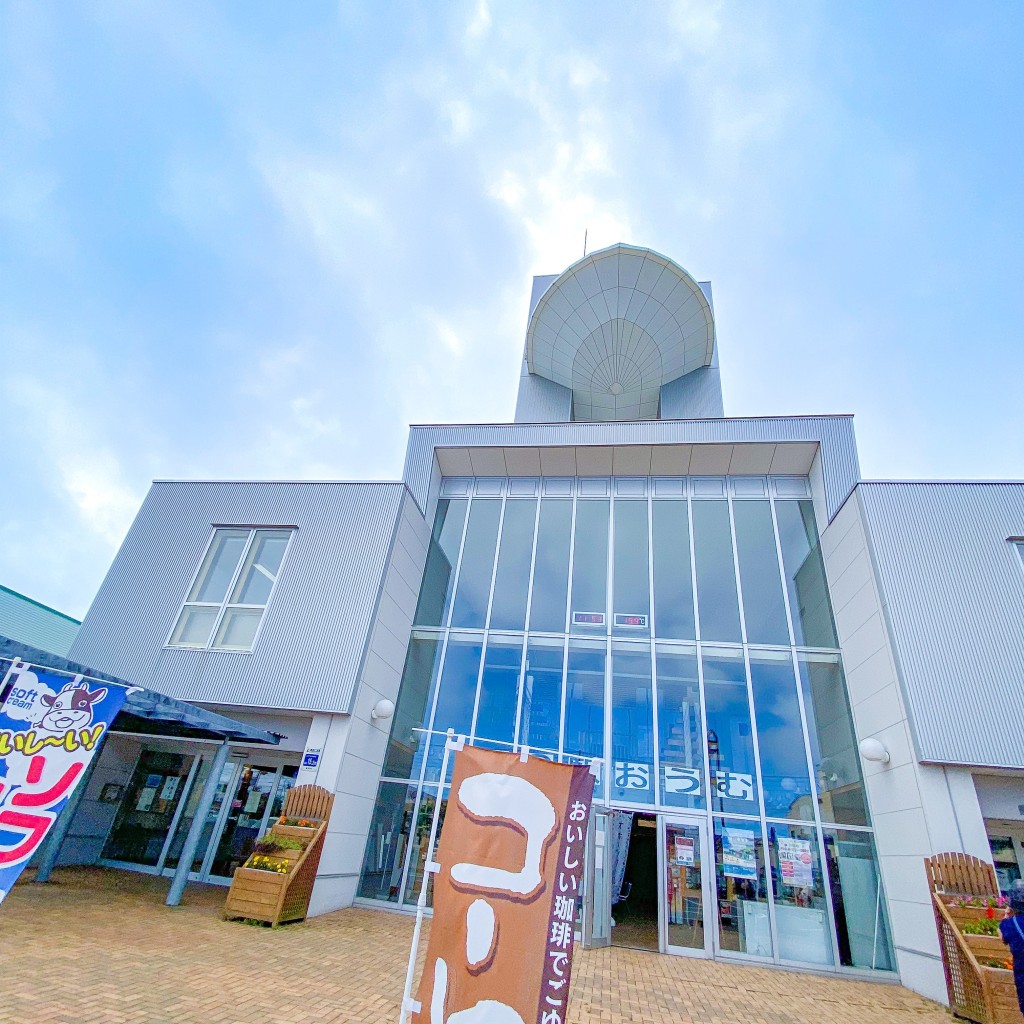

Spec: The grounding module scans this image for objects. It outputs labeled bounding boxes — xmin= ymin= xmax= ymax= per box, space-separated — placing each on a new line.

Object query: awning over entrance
xmin=0 ymin=635 xmax=279 ymax=746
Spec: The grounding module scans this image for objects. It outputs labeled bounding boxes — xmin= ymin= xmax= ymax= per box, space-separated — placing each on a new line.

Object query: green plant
xmin=978 ymin=957 xmax=1013 ymax=970
xmin=278 ymin=816 xmax=320 ymax=828
xmin=247 ymin=854 xmax=291 ymax=874
xmin=962 ymin=918 xmax=1001 ymax=936
xmin=253 ymin=834 xmax=305 ymax=855
xmin=949 ymin=895 xmax=1008 ymax=910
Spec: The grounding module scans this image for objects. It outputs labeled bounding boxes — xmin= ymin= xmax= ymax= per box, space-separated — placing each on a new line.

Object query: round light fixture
xmin=371 ymin=698 xmax=395 ymax=721
xmin=858 ymin=737 xmax=890 ymax=764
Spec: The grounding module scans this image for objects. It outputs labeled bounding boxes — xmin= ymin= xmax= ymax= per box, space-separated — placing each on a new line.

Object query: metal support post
xmin=166 ymin=740 xmax=230 ymax=907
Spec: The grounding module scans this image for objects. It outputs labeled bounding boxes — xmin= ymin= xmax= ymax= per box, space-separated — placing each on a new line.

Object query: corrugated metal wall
xmin=68 ymin=481 xmax=406 ymax=712
xmin=0 ymin=586 xmax=80 ymax=657
xmin=403 ymin=415 xmax=860 ymax=519
xmin=859 ymin=482 xmax=1024 ymax=768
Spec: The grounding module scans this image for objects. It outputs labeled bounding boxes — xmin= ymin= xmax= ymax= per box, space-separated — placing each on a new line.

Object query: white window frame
xmin=166 ymin=526 xmax=295 ymax=652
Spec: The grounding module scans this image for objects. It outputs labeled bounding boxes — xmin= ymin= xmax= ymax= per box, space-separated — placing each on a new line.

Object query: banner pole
xmin=399 ymin=728 xmax=461 ymax=1024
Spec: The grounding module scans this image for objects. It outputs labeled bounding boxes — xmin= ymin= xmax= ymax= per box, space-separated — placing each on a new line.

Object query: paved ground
xmin=0 ymin=868 xmax=949 ymax=1024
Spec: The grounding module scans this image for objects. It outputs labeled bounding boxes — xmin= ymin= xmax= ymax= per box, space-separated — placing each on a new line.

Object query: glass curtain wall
xmin=359 ymin=477 xmax=894 ymax=975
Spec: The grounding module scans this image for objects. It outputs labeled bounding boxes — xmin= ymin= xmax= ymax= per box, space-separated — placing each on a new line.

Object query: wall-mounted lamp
xmin=371 ymin=698 xmax=395 ymax=721
xmin=858 ymin=737 xmax=890 ymax=764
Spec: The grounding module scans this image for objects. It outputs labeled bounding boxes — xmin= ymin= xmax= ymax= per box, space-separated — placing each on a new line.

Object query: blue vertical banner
xmin=0 ymin=661 xmax=130 ymax=902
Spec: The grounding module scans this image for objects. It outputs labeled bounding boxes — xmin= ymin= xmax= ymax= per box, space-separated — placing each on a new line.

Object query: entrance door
xmin=662 ymin=817 xmax=713 ymax=957
xmin=206 ymin=764 xmax=284 ymax=879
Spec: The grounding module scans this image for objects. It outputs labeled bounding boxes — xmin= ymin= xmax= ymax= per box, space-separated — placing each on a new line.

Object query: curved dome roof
xmin=526 ymin=244 xmax=715 ymax=421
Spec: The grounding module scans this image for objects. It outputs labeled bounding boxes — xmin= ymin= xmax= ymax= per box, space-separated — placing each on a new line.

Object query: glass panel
xmin=665 ymin=822 xmax=706 ymax=951
xmin=563 ymin=639 xmax=606 ymax=760
xmin=733 ymin=500 xmax=790 ymax=645
xmin=610 ymin=643 xmax=653 ymax=805
xmin=691 ymin=500 xmax=742 ymax=642
xmin=767 ymin=821 xmax=833 ymax=965
xmin=990 ymin=835 xmax=1023 ymax=893
xmin=414 ymin=498 xmax=468 ymax=627
xmin=269 ymin=765 xmax=298 ymax=820
xmin=474 ymin=635 xmax=523 ymax=745
xmin=403 ymin=788 xmax=448 ymax=908
xmin=450 ymin=499 xmax=502 ymax=628
xmin=520 ymin=636 xmax=563 ymax=755
xmin=798 ymin=653 xmax=870 ymax=826
xmin=749 ymin=651 xmax=814 ymax=820
xmin=702 ymin=648 xmax=758 ymax=816
xmin=101 ymin=750 xmax=194 ymax=866
xmin=775 ymin=499 xmax=838 ymax=648
xmin=656 ymin=646 xmax=705 ymax=811
xmin=651 ymin=500 xmax=695 ymax=640
xmin=423 ymin=635 xmax=483 ymax=780
xmin=230 ymin=529 xmax=291 ymax=605
xmin=208 ymin=764 xmax=279 ymax=877
xmin=189 ymin=529 xmax=249 ymax=602
xmin=181 ymin=759 xmax=238 ymax=872
xmin=613 ymin=500 xmax=650 ymax=636
xmin=358 ymin=782 xmax=418 ymax=903
xmin=822 ymin=828 xmax=895 ymax=970
xmin=212 ymin=607 xmax=262 ymax=650
xmin=713 ymin=817 xmax=773 ymax=957
xmin=570 ymin=500 xmax=609 ymax=633
xmin=169 ymin=605 xmax=218 ymax=647
xmin=383 ymin=633 xmax=442 ymax=781
xmin=489 ymin=499 xmax=536 ymax=630
xmin=529 ymin=499 xmax=572 ymax=632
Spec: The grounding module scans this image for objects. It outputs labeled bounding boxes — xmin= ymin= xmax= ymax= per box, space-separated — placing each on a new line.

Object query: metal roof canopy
xmin=526 ymin=243 xmax=715 ymax=422
xmin=0 ymin=636 xmax=279 ymax=746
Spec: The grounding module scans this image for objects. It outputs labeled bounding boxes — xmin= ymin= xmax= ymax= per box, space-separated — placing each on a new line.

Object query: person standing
xmin=999 ymin=881 xmax=1024 ymax=1016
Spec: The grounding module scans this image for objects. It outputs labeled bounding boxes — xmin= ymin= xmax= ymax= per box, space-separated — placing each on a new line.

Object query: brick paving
xmin=0 ymin=867 xmax=949 ymax=1024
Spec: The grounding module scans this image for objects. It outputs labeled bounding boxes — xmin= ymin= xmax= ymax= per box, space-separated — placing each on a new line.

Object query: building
xmin=0 ymin=584 xmax=80 ymax=658
xmin=63 ymin=244 xmax=1023 ymax=1003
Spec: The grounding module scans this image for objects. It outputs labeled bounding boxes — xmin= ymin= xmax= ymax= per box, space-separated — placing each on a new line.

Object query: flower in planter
xmin=278 ymin=816 xmax=320 ymax=828
xmin=247 ymin=854 xmax=291 ymax=874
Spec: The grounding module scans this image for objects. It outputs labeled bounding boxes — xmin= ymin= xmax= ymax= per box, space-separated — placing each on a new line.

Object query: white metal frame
xmin=165 ymin=526 xmax=296 ymax=652
xmin=367 ymin=475 xmax=895 ymax=978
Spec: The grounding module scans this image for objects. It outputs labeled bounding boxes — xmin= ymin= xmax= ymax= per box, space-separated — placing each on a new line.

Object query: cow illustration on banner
xmin=0 ymin=661 xmax=130 ymax=903
xmin=409 ymin=744 xmax=596 ymax=1024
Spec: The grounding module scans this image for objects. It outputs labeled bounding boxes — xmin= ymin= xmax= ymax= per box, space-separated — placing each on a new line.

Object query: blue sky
xmin=1 ymin=1 xmax=1022 ymax=619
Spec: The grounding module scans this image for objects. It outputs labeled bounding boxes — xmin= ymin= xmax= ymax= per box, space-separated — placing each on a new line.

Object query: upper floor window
xmin=1014 ymin=540 xmax=1024 ymax=567
xmin=168 ymin=528 xmax=293 ymax=651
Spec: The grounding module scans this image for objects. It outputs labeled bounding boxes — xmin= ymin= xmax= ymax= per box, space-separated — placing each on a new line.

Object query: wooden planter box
xmin=948 ymin=906 xmax=1004 ymax=926
xmin=981 ymin=968 xmax=1023 ymax=1024
xmin=965 ymin=934 xmax=1009 ymax=960
xmin=224 ymin=785 xmax=335 ymax=928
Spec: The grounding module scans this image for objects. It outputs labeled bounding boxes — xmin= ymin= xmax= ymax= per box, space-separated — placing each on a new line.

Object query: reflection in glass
xmin=749 ymin=652 xmax=813 ymax=820
xmin=665 ymin=822 xmax=706 ymax=951
xmin=563 ymin=640 xmax=605 ymax=759
xmin=767 ymin=821 xmax=833 ymax=965
xmin=529 ymin=499 xmax=572 ymax=632
xmin=692 ymin=500 xmax=742 ymax=642
xmin=474 ymin=635 xmax=523 ymax=745
xmin=613 ymin=500 xmax=650 ymax=635
xmin=489 ymin=500 xmax=537 ymax=630
xmin=733 ymin=501 xmax=790 ymax=645
xmin=703 ymin=649 xmax=757 ymax=816
xmin=450 ymin=499 xmax=502 ymax=628
xmin=713 ymin=817 xmax=773 ymax=957
xmin=652 ymin=501 xmax=695 ymax=640
xmin=656 ymin=646 xmax=705 ymax=810
xmin=414 ymin=499 xmax=468 ymax=627
xmin=423 ymin=635 xmax=482 ymax=780
xmin=230 ymin=530 xmax=290 ymax=604
xmin=190 ymin=529 xmax=249 ymax=602
xmin=358 ymin=782 xmax=417 ymax=902
xmin=520 ymin=636 xmax=563 ymax=753
xmin=383 ymin=633 xmax=442 ymax=780
xmin=403 ymin=788 xmax=448 ymax=908
xmin=775 ymin=500 xmax=838 ymax=648
xmin=610 ymin=644 xmax=653 ymax=804
xmin=798 ymin=654 xmax=870 ymax=826
xmin=822 ymin=829 xmax=895 ymax=970
xmin=570 ymin=500 xmax=609 ymax=632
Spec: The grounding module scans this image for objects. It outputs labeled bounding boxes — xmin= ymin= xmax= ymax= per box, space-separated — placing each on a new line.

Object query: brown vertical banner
xmin=410 ymin=745 xmax=596 ymax=1024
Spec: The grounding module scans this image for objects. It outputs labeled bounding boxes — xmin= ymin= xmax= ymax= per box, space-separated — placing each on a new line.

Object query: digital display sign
xmin=571 ymin=611 xmax=605 ymax=625
xmin=614 ymin=613 xmax=648 ymax=628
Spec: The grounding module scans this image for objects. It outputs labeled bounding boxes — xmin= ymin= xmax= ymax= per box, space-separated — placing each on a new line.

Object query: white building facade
xmin=65 ymin=245 xmax=1024 ymax=1003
